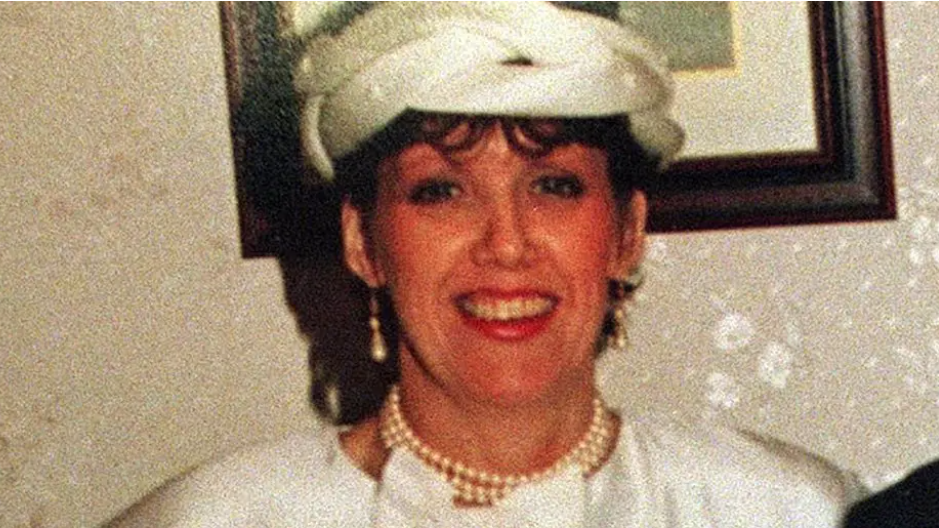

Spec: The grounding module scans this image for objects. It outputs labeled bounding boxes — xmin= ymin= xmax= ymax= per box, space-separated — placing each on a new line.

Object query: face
xmin=343 ymin=124 xmax=646 ymax=407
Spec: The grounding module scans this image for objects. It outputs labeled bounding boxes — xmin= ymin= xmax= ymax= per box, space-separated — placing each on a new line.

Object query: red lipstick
xmin=456 ymin=290 xmax=558 ymax=341
xmin=461 ymin=312 xmax=554 ymax=341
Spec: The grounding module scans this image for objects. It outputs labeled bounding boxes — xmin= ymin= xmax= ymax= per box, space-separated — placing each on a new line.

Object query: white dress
xmin=107 ymin=412 xmax=865 ymax=528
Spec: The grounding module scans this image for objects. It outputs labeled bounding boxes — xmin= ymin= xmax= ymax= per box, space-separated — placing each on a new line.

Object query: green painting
xmin=617 ymin=2 xmax=735 ymax=72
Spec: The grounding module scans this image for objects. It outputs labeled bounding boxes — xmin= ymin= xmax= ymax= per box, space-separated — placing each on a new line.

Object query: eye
xmin=407 ymin=179 xmax=462 ymax=204
xmin=532 ymin=175 xmax=585 ymax=199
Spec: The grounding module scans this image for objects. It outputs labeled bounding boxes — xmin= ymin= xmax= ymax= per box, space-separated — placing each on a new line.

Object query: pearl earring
xmin=607 ymin=267 xmax=644 ymax=351
xmin=369 ymin=290 xmax=388 ymax=363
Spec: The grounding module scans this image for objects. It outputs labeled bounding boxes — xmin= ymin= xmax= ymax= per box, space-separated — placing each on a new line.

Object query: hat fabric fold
xmin=294 ymin=2 xmax=684 ymax=181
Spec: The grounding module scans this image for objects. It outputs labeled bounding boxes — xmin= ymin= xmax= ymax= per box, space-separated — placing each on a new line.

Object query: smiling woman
xmin=342 ymin=115 xmax=642 ymax=410
xmin=106 ymin=3 xmax=865 ymax=526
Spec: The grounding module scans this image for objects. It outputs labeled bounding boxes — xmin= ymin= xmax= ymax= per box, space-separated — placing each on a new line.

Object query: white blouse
xmin=107 ymin=412 xmax=865 ymax=527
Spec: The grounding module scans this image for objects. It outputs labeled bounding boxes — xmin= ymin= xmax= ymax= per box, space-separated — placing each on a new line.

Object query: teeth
xmin=462 ymin=297 xmax=555 ymax=321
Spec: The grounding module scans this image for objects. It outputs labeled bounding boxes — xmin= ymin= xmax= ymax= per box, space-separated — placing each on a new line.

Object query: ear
xmin=340 ymin=200 xmax=384 ymax=287
xmin=609 ymin=190 xmax=648 ymax=278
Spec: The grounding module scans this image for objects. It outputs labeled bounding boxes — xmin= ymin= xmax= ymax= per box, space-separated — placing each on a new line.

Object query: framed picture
xmin=645 ymin=2 xmax=895 ymax=232
xmin=219 ymin=2 xmax=895 ymax=258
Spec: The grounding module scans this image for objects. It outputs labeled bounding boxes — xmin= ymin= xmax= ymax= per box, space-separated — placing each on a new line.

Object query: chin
xmin=456 ymin=357 xmax=592 ymax=408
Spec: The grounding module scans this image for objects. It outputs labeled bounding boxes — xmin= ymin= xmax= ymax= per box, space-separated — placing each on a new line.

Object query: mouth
xmin=458 ymin=294 xmax=557 ymax=322
xmin=456 ymin=291 xmax=558 ymax=341
xmin=454 ymin=290 xmax=559 ymax=343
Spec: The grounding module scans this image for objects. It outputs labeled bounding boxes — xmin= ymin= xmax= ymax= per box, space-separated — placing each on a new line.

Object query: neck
xmin=395 ymin=352 xmax=600 ymax=476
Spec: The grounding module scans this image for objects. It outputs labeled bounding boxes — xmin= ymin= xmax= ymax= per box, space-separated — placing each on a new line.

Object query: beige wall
xmin=0 ymin=4 xmax=315 ymax=527
xmin=1 ymin=3 xmax=937 ymax=527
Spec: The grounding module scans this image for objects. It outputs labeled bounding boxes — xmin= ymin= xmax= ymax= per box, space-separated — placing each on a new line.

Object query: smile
xmin=457 ymin=294 xmax=557 ymax=322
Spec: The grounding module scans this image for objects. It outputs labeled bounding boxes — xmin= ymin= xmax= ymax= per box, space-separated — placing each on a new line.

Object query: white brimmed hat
xmin=293 ymin=2 xmax=685 ymax=181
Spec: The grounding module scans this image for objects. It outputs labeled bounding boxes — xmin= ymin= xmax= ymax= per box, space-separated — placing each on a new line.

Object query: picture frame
xmin=219 ymin=2 xmax=895 ymax=258
xmin=645 ymin=2 xmax=895 ymax=232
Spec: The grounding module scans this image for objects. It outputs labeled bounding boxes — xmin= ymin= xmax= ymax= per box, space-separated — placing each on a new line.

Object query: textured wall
xmin=605 ymin=1 xmax=939 ymax=492
xmin=604 ymin=2 xmax=939 ymax=488
xmin=1 ymin=3 xmax=937 ymax=527
xmin=0 ymin=4 xmax=314 ymax=527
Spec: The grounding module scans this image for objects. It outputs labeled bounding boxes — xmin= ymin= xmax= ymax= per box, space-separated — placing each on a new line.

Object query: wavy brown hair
xmin=309 ymin=111 xmax=659 ymax=424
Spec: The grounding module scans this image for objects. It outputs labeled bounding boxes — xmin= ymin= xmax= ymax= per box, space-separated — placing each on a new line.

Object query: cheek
xmin=373 ymin=216 xmax=419 ymax=287
xmin=548 ymin=204 xmax=621 ymax=278
xmin=371 ymin=209 xmax=461 ymax=301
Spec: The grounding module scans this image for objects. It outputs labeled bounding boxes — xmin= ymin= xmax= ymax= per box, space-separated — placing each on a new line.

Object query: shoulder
xmin=844 ymin=458 xmax=939 ymax=528
xmin=620 ymin=413 xmax=866 ymax=523
xmin=105 ymin=426 xmax=370 ymax=528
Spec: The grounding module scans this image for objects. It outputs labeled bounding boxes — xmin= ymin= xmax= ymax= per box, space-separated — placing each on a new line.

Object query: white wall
xmin=1 ymin=3 xmax=937 ymax=527
xmin=0 ymin=4 xmax=314 ymax=527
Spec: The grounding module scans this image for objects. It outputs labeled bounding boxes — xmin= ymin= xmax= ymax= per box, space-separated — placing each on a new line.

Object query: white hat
xmin=294 ymin=2 xmax=685 ymax=181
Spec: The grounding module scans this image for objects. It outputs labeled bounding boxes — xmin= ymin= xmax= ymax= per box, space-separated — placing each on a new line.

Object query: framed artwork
xmin=219 ymin=2 xmax=895 ymax=258
xmin=644 ymin=2 xmax=895 ymax=232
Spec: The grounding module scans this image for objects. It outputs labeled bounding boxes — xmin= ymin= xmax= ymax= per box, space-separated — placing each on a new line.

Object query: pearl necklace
xmin=379 ymin=385 xmax=616 ymax=506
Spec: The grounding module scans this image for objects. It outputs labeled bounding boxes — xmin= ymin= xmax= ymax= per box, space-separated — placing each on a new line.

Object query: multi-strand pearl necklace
xmin=379 ymin=385 xmax=616 ymax=506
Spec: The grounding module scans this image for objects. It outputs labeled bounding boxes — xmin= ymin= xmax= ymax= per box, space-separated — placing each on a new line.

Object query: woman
xmin=108 ymin=3 xmax=864 ymax=526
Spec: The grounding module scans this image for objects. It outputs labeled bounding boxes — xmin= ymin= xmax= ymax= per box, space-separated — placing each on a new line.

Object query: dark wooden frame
xmin=219 ymin=2 xmax=895 ymax=258
xmin=647 ymin=2 xmax=894 ymax=232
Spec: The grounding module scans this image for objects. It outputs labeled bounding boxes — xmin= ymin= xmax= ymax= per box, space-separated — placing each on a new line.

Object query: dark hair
xmin=310 ymin=111 xmax=660 ymax=425
xmin=334 ymin=111 xmax=659 ymax=213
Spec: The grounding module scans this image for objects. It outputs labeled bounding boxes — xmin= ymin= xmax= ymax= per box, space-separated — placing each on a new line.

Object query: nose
xmin=471 ymin=195 xmax=534 ymax=269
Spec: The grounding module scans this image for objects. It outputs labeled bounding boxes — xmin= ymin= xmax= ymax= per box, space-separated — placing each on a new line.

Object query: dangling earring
xmin=369 ymin=290 xmax=388 ymax=363
xmin=325 ymin=381 xmax=342 ymax=423
xmin=607 ymin=267 xmax=644 ymax=351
